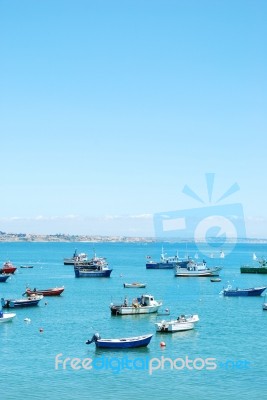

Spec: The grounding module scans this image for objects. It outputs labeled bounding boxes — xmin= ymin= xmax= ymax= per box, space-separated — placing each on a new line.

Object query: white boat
xmin=0 ymin=311 xmax=16 ymax=323
xmin=110 ymin=294 xmax=163 ymax=315
xmin=155 ymin=314 xmax=199 ymax=333
xmin=174 ymin=260 xmax=221 ymax=277
xmin=63 ymin=249 xmax=88 ymax=265
xmin=262 ymin=303 xmax=267 ymax=310
xmin=123 ymin=282 xmax=146 ymax=288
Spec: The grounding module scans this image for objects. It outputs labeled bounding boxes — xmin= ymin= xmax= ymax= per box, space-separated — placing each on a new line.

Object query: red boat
xmin=25 ymin=287 xmax=65 ymax=297
xmin=0 ymin=261 xmax=17 ymax=274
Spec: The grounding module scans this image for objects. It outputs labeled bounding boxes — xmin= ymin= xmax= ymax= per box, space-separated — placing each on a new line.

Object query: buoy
xmin=160 ymin=341 xmax=166 ymax=347
xmin=39 ymin=328 xmax=44 ymax=333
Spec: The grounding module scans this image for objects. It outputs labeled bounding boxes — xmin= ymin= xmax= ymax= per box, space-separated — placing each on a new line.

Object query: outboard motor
xmin=86 ymin=333 xmax=101 ymax=345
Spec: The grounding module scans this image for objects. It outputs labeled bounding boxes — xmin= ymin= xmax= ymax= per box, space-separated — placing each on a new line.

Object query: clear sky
xmin=0 ymin=0 xmax=266 ymax=238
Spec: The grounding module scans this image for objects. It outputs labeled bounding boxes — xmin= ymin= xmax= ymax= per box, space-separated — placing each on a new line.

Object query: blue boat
xmin=1 ymin=295 xmax=43 ymax=308
xmin=221 ymin=285 xmax=267 ymax=297
xmin=146 ymin=248 xmax=190 ymax=269
xmin=86 ymin=333 xmax=153 ymax=348
xmin=74 ymin=266 xmax=112 ymax=278
xmin=0 ymin=274 xmax=11 ymax=282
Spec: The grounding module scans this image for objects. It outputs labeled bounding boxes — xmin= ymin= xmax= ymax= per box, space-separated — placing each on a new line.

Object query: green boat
xmin=240 ymin=258 xmax=267 ymax=274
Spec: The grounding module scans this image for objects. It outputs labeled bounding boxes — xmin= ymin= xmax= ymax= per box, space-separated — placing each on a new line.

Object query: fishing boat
xmin=123 ymin=282 xmax=146 ymax=288
xmin=74 ymin=265 xmax=112 ymax=278
xmin=221 ymin=285 xmax=267 ymax=297
xmin=63 ymin=249 xmax=88 ymax=265
xmin=0 ymin=311 xmax=16 ymax=323
xmin=24 ymin=287 xmax=65 ymax=296
xmin=74 ymin=251 xmax=108 ymax=269
xmin=174 ymin=260 xmax=221 ymax=277
xmin=1 ymin=295 xmax=43 ymax=308
xmin=0 ymin=274 xmax=11 ymax=283
xmin=146 ymin=247 xmax=190 ymax=269
xmin=0 ymin=261 xmax=17 ymax=274
xmin=240 ymin=257 xmax=267 ymax=274
xmin=86 ymin=332 xmax=153 ymax=348
xmin=155 ymin=314 xmax=199 ymax=333
xmin=110 ymin=294 xmax=163 ymax=315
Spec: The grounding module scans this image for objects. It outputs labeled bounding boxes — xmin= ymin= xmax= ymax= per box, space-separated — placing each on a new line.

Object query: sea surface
xmin=1 ymin=241 xmax=267 ymax=400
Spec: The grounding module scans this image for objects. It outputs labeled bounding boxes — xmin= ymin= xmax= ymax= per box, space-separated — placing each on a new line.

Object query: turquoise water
xmin=1 ymin=241 xmax=267 ymax=400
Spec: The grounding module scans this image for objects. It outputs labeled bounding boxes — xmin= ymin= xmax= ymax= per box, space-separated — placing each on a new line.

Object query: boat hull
xmin=0 ymin=312 xmax=16 ymax=322
xmin=95 ymin=334 xmax=153 ymax=348
xmin=155 ymin=315 xmax=199 ymax=333
xmin=240 ymin=267 xmax=267 ymax=274
xmin=0 ymin=267 xmax=16 ymax=274
xmin=74 ymin=268 xmax=112 ymax=278
xmin=1 ymin=297 xmax=42 ymax=308
xmin=156 ymin=321 xmax=194 ymax=332
xmin=110 ymin=303 xmax=162 ymax=315
xmin=123 ymin=283 xmax=146 ymax=288
xmin=0 ymin=274 xmax=11 ymax=282
xmin=25 ymin=287 xmax=64 ymax=296
xmin=146 ymin=262 xmax=176 ymax=269
xmin=223 ymin=287 xmax=267 ymax=297
xmin=175 ymin=269 xmax=221 ymax=277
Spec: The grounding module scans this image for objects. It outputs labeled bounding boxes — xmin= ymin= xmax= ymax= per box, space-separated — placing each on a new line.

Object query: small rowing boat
xmin=0 ymin=311 xmax=16 ymax=323
xmin=86 ymin=333 xmax=153 ymax=348
xmin=24 ymin=287 xmax=64 ymax=296
xmin=123 ymin=282 xmax=146 ymax=288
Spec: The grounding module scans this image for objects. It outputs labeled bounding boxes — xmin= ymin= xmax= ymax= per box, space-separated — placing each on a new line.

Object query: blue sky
xmin=0 ymin=0 xmax=266 ymax=238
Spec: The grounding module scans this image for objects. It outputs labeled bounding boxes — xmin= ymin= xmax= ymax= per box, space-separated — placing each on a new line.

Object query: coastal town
xmin=0 ymin=231 xmax=266 ymax=243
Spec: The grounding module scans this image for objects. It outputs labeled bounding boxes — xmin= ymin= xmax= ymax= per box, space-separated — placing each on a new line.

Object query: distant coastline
xmin=0 ymin=232 xmax=267 ymax=243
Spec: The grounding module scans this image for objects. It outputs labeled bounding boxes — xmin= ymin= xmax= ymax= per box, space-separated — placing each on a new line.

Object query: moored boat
xmin=240 ymin=258 xmax=267 ymax=274
xmin=110 ymin=294 xmax=163 ymax=315
xmin=210 ymin=278 xmax=222 ymax=282
xmin=155 ymin=314 xmax=199 ymax=333
xmin=146 ymin=248 xmax=190 ymax=269
xmin=221 ymin=285 xmax=267 ymax=297
xmin=0 ymin=274 xmax=11 ymax=283
xmin=74 ymin=250 xmax=112 ymax=277
xmin=123 ymin=282 xmax=146 ymax=288
xmin=64 ymin=249 xmax=88 ymax=265
xmin=0 ymin=310 xmax=16 ymax=323
xmin=1 ymin=295 xmax=43 ymax=308
xmin=24 ymin=287 xmax=65 ymax=296
xmin=86 ymin=332 xmax=153 ymax=348
xmin=74 ymin=265 xmax=112 ymax=278
xmin=174 ymin=261 xmax=221 ymax=277
xmin=0 ymin=261 xmax=17 ymax=274
xmin=74 ymin=251 xmax=108 ymax=269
